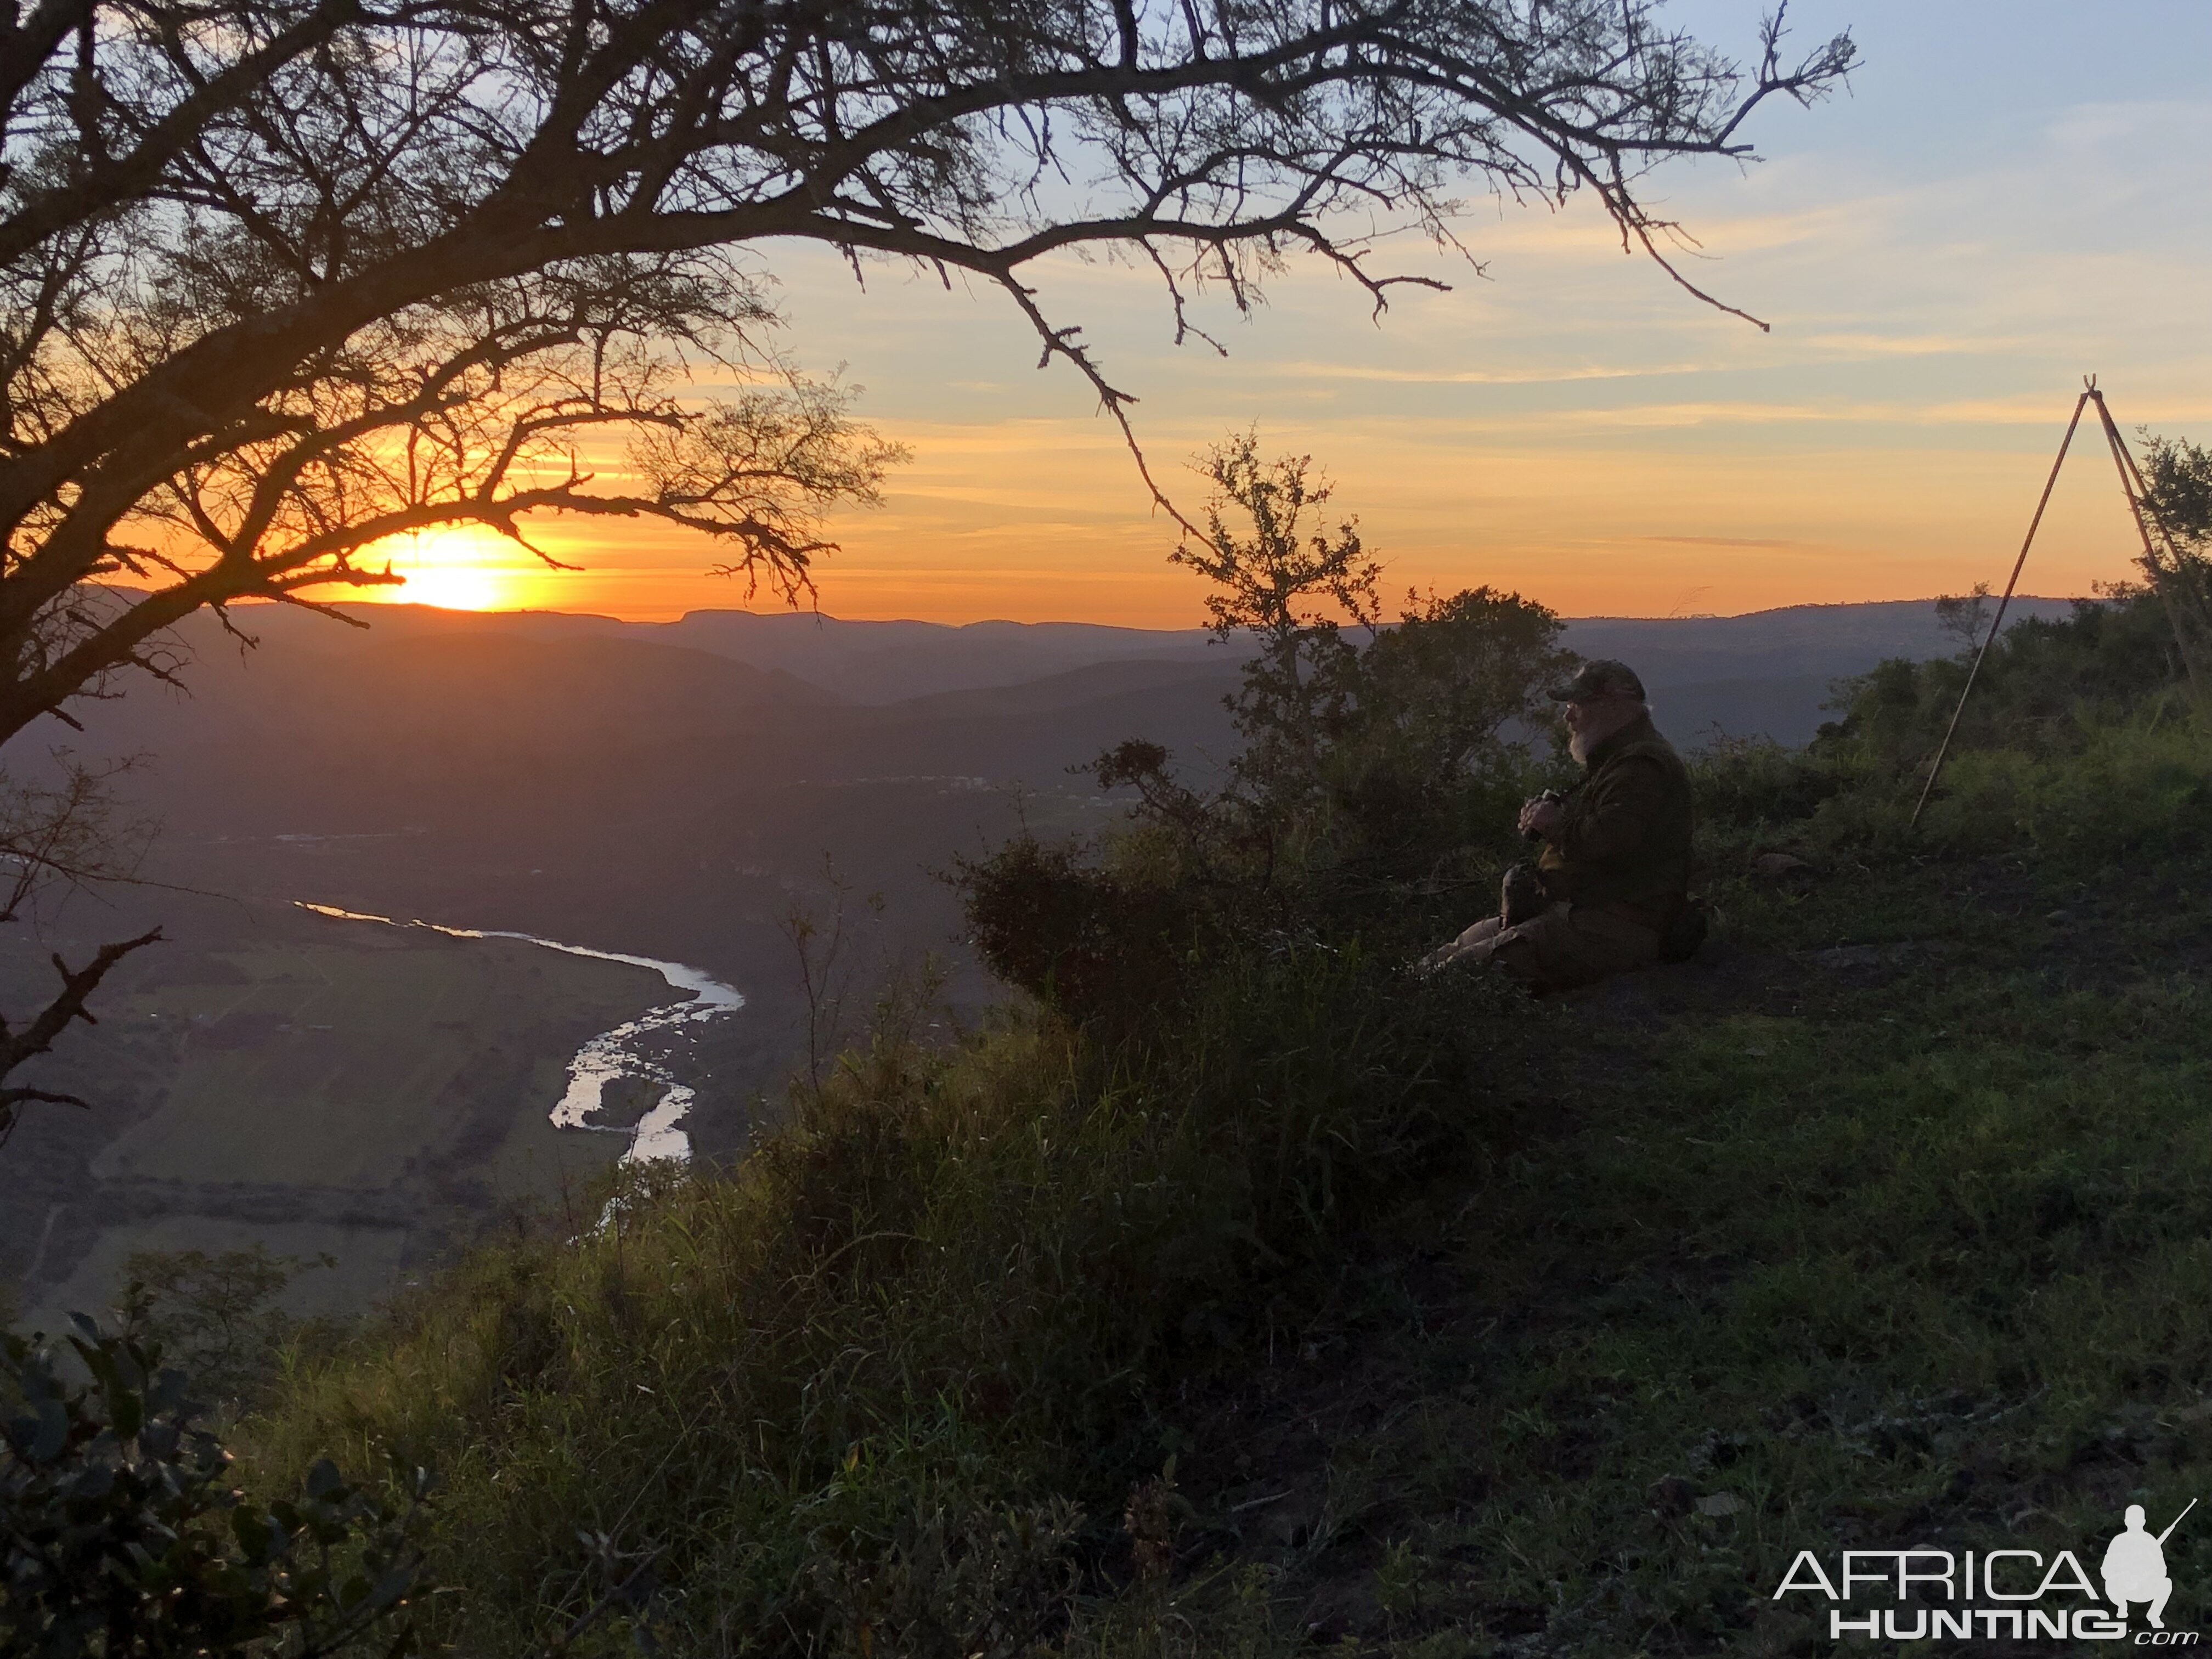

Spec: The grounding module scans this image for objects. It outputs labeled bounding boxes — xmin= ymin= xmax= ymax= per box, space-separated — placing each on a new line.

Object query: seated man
xmin=1417 ymin=659 xmax=1694 ymax=993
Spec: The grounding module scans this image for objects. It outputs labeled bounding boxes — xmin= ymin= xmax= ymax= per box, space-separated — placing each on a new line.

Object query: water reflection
xmin=296 ymin=902 xmax=743 ymax=1163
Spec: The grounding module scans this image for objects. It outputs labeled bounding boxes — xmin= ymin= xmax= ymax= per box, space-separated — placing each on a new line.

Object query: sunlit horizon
xmin=318 ymin=0 xmax=2209 ymax=633
xmin=323 ymin=392 xmax=2175 ymax=628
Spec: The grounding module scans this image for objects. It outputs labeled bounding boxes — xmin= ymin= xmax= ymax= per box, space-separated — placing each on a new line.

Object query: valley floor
xmin=1085 ymin=850 xmax=2212 ymax=1656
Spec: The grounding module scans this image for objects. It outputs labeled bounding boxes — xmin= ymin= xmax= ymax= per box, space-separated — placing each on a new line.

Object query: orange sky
xmin=364 ymin=405 xmax=2184 ymax=629
xmin=343 ymin=2 xmax=2212 ymax=629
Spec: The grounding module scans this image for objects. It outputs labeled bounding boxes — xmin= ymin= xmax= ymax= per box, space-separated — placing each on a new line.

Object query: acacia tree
xmin=0 ymin=0 xmax=1854 ymax=1110
xmin=1171 ymin=430 xmax=1383 ymax=796
xmin=2138 ymin=433 xmax=2212 ymax=706
xmin=1164 ymin=434 xmax=1570 ymax=838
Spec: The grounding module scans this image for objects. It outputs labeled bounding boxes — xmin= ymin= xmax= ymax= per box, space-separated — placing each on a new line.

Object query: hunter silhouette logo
xmin=2106 ymin=1500 xmax=2194 ymax=1631
xmin=1774 ymin=1497 xmax=2202 ymax=1643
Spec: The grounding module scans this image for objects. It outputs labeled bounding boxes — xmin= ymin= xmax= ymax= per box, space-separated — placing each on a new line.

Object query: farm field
xmin=1 ymin=897 xmax=685 ymax=1334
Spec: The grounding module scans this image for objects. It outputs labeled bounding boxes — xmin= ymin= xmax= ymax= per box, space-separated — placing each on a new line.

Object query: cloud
xmin=1259 ymin=358 xmax=1728 ymax=386
xmin=1642 ymin=535 xmax=1808 ymax=549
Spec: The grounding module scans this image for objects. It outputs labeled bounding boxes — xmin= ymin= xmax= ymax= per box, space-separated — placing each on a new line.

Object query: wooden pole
xmin=1911 ymin=391 xmax=2090 ymax=828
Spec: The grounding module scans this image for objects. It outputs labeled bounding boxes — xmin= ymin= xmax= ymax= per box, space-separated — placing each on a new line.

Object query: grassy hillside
xmin=1053 ymin=836 xmax=2212 ymax=1654
xmin=245 ymin=944 xmax=1495 ymax=1654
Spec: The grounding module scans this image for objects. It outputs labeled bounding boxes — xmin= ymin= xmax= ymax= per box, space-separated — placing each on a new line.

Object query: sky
xmin=363 ymin=0 xmax=2212 ymax=627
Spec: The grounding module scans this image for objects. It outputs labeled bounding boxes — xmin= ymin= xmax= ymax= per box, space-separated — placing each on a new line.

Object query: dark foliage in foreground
xmin=1 ymin=1321 xmax=426 ymax=1657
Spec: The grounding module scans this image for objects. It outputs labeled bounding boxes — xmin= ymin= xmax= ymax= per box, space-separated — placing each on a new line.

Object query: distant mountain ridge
xmin=320 ymin=603 xmax=1229 ymax=703
xmin=59 ymin=592 xmax=2086 ymax=809
xmin=1561 ymin=599 xmax=2083 ymax=686
xmin=190 ymin=592 xmax=2079 ymax=708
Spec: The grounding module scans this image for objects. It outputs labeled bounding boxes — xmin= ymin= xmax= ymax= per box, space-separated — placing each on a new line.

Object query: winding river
xmin=296 ymin=903 xmax=744 ymax=1164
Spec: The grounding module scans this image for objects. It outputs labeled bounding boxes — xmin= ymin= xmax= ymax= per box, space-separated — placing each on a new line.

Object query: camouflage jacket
xmin=1536 ymin=713 xmax=1694 ymax=921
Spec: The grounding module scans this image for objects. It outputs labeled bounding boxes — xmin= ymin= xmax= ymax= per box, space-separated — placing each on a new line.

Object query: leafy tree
xmin=1169 ymin=436 xmax=1569 ymax=823
xmin=1167 ymin=444 xmax=1570 ymax=820
xmin=116 ymin=1245 xmax=332 ymax=1413
xmin=965 ymin=437 xmax=1572 ymax=1018
xmin=2141 ymin=433 xmax=2212 ymax=552
xmin=1171 ymin=431 xmax=1382 ymax=799
xmin=1346 ymin=586 xmax=1572 ymax=794
xmin=2131 ymin=432 xmax=2212 ymax=713
xmin=1 ymin=1319 xmax=428 ymax=1656
xmin=1933 ymin=580 xmax=1993 ymax=659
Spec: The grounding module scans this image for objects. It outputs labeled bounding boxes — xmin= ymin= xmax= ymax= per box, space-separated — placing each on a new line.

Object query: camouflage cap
xmin=1545 ymin=658 xmax=1646 ymax=703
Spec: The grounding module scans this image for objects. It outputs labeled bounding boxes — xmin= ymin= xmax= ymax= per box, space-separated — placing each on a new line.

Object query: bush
xmin=1 ymin=1321 xmax=426 ymax=1657
xmin=1667 ymin=590 xmax=2212 ymax=869
xmin=1909 ymin=715 xmax=2212 ymax=858
xmin=1688 ymin=735 xmax=1855 ymax=832
xmin=955 ymin=831 xmax=1210 ymax=1024
xmin=1678 ymin=701 xmax=2212 ymax=871
xmin=1815 ymin=588 xmax=2193 ymax=777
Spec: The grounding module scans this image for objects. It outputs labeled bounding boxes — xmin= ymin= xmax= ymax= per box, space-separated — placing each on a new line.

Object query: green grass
xmin=1059 ymin=848 xmax=2212 ymax=1655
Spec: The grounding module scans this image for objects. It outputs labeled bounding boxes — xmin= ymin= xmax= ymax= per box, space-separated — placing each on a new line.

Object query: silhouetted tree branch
xmin=0 ymin=924 xmax=161 ymax=1148
xmin=0 ymin=0 xmax=1853 ymax=1121
xmin=0 ymin=0 xmax=1851 ymax=747
xmin=0 ymin=749 xmax=152 ymax=921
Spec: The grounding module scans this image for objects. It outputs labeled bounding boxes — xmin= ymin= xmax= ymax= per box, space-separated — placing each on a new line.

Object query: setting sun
xmin=359 ymin=525 xmax=537 ymax=612
xmin=397 ymin=560 xmax=508 ymax=611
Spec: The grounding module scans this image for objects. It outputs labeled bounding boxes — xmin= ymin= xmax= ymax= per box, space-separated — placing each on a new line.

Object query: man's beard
xmin=1568 ymin=703 xmax=1643 ymax=765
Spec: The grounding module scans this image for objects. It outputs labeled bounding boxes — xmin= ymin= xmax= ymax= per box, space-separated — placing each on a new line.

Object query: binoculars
xmin=1522 ymin=788 xmax=1566 ymax=840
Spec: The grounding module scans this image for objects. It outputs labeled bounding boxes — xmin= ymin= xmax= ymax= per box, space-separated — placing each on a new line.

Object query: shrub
xmin=955 ymin=830 xmax=1211 ymax=1024
xmin=1816 ymin=587 xmax=2193 ymax=777
xmin=1689 ymin=734 xmax=1854 ymax=832
xmin=1910 ymin=715 xmax=2212 ymax=858
xmin=1678 ymin=698 xmax=2212 ymax=868
xmin=1669 ymin=590 xmax=2212 ymax=868
xmin=1 ymin=1321 xmax=426 ymax=1657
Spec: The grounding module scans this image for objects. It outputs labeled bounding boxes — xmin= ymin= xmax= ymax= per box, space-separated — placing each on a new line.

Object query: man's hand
xmin=1519 ymin=796 xmax=1566 ymax=840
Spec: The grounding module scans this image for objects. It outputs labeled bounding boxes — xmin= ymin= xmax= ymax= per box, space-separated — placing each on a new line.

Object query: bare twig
xmin=0 ymin=926 xmax=163 ymax=1149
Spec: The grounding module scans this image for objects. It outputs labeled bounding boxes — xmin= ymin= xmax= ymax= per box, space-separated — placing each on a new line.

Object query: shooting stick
xmin=1910 ymin=390 xmax=2089 ymax=828
xmin=1911 ymin=379 xmax=2210 ymax=829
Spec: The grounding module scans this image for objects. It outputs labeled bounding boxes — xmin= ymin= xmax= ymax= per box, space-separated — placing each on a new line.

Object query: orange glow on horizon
xmin=337 ymin=525 xmax=557 ymax=613
xmin=242 ymin=41 xmax=2212 ymax=632
xmin=313 ymin=409 xmax=2187 ymax=630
